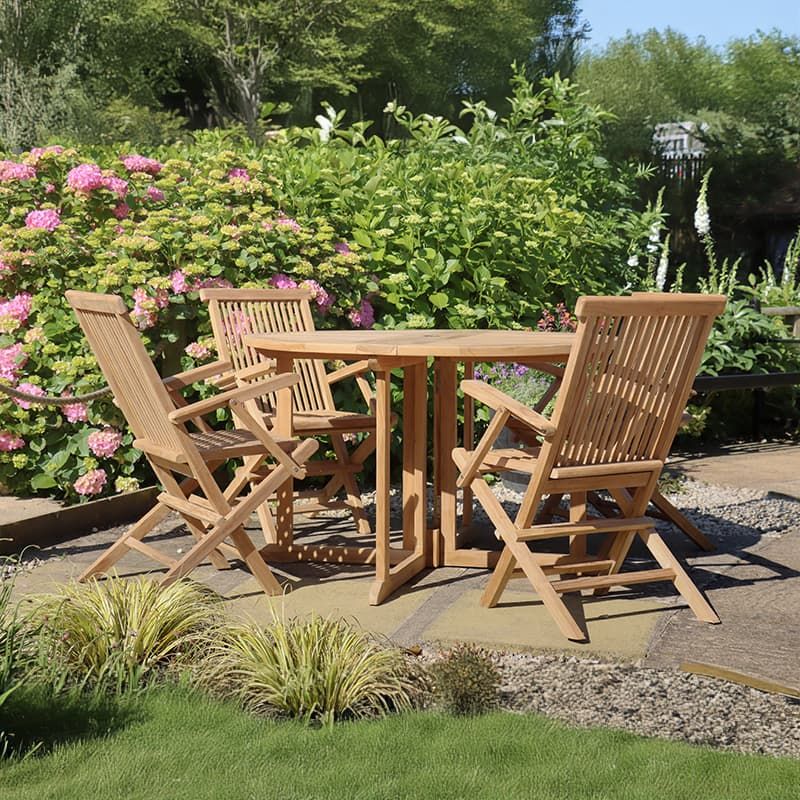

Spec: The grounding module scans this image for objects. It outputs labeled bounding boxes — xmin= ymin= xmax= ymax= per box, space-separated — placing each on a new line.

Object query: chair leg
xmin=330 ymin=433 xmax=371 ymax=536
xmin=505 ymin=537 xmax=586 ymax=641
xmin=650 ymin=489 xmax=715 ymax=552
xmin=638 ymin=529 xmax=720 ymax=623
xmin=79 ymin=501 xmax=172 ymax=581
xmin=480 ymin=546 xmax=516 ymax=608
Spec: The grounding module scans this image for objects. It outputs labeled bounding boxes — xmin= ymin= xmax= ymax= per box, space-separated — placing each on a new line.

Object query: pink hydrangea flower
xmin=67 ymin=163 xmax=105 ymax=194
xmin=184 ymin=341 xmax=211 ymax=360
xmin=145 ymin=186 xmax=165 ymax=202
xmin=0 ymin=293 xmax=32 ymax=326
xmin=0 ymin=432 xmax=25 ymax=452
xmin=62 ymin=397 xmax=89 ymax=423
xmin=87 ymin=427 xmax=123 ymax=458
xmin=0 ymin=257 xmax=13 ymax=275
xmin=44 ymin=183 xmax=56 ymax=194
xmin=25 ymin=209 xmax=61 ymax=232
xmin=131 ymin=287 xmax=158 ymax=329
xmin=112 ymin=202 xmax=131 ymax=220
xmin=103 ymin=175 xmax=129 ymax=198
xmin=275 ymin=215 xmax=301 ymax=232
xmin=348 ymin=299 xmax=375 ymax=329
xmin=334 ymin=242 xmax=351 ymax=255
xmin=74 ymin=468 xmax=107 ymax=496
xmin=121 ymin=155 xmax=162 ymax=175
xmin=13 ymin=382 xmax=45 ymax=409
xmin=0 ymin=343 xmax=27 ymax=382
xmin=170 ymin=270 xmax=189 ymax=294
xmin=228 ymin=168 xmax=251 ymax=182
xmin=300 ymin=279 xmax=333 ymax=312
xmin=268 ymin=273 xmax=298 ymax=290
xmin=0 ymin=160 xmax=36 ymax=182
xmin=27 ymin=145 xmax=63 ymax=163
xmin=191 ymin=277 xmax=233 ymax=291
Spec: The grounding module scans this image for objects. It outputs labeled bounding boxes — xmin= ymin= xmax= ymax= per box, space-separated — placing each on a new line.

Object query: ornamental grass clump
xmin=430 ymin=644 xmax=500 ymax=716
xmin=29 ymin=576 xmax=220 ymax=693
xmin=201 ymin=614 xmax=415 ymax=726
xmin=1 ymin=561 xmax=27 ymax=755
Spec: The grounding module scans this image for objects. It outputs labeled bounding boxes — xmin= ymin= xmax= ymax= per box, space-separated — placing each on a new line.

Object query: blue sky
xmin=579 ymin=0 xmax=800 ymax=49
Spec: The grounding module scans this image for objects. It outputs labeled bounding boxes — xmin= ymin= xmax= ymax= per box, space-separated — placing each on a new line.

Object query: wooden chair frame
xmin=201 ymin=288 xmax=383 ymax=540
xmin=453 ymin=294 xmax=726 ymax=641
xmin=66 ymin=291 xmax=318 ymax=593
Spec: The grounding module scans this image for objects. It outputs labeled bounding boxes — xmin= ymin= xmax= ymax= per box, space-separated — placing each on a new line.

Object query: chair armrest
xmin=162 ymin=360 xmax=232 ymax=391
xmin=168 ymin=373 xmax=300 ymax=425
xmin=326 ymin=360 xmax=371 ymax=385
xmin=210 ymin=360 xmax=277 ymax=391
xmin=461 ymin=379 xmax=557 ymax=441
xmin=327 ymin=360 xmax=374 ymax=409
xmin=235 ymin=360 xmax=277 ymax=384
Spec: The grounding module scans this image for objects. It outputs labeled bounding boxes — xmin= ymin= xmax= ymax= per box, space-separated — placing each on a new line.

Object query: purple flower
xmin=334 ymin=242 xmax=352 ymax=255
xmin=269 ymin=273 xmax=298 ymax=290
xmin=145 ymin=186 xmax=165 ymax=202
xmin=228 ymin=168 xmax=251 ymax=182
xmin=348 ymin=299 xmax=375 ymax=329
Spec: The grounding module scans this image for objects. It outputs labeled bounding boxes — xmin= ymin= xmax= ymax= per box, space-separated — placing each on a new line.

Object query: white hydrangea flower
xmin=627 ymin=254 xmax=639 ymax=268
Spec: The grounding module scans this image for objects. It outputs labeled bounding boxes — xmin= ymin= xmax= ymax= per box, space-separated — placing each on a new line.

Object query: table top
xmin=245 ymin=329 xmax=575 ymax=360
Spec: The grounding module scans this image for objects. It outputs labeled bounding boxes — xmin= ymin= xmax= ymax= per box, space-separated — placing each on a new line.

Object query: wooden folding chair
xmin=66 ymin=291 xmax=318 ymax=593
xmin=452 ymin=294 xmax=726 ymax=641
xmin=505 ymin=374 xmax=715 ymax=551
xmin=201 ymin=288 xmax=382 ymax=539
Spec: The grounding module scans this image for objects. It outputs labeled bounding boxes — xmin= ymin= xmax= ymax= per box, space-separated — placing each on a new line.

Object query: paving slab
xmin=645 ymin=529 xmax=800 ymax=690
xmin=670 ymin=441 xmax=800 ymax=498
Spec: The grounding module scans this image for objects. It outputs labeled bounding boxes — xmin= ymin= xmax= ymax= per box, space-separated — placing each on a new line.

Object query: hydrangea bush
xmin=0 ymin=74 xmax=658 ymax=500
xmin=0 ymin=146 xmax=372 ymax=498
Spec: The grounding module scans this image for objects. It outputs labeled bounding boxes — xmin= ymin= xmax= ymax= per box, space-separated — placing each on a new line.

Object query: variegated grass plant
xmin=200 ymin=613 xmax=417 ymax=726
xmin=28 ymin=576 xmax=221 ymax=693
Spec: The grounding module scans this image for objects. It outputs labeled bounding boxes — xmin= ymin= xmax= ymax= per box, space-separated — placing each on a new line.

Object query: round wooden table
xmin=245 ymin=329 xmax=574 ymax=603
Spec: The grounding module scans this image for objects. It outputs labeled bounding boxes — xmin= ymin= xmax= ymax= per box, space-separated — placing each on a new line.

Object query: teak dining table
xmin=245 ymin=329 xmax=575 ymax=604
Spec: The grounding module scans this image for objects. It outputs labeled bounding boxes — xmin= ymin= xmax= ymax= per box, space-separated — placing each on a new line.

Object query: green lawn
xmin=2 ymin=688 xmax=798 ymax=800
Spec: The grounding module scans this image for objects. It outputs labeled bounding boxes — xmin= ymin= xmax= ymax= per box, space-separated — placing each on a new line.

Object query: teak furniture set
xmin=68 ymin=289 xmax=726 ymax=642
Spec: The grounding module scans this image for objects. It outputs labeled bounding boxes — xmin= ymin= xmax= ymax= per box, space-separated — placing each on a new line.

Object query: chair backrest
xmin=544 ymin=294 xmax=725 ymax=469
xmin=201 ymin=288 xmax=334 ymax=413
xmin=66 ymin=291 xmax=186 ymax=454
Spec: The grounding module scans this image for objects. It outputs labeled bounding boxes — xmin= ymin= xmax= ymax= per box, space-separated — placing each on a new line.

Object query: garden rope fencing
xmin=0 ymin=382 xmax=112 ymax=405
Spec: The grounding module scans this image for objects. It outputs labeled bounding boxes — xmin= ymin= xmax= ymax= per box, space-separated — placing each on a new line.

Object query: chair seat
xmin=261 ymin=409 xmax=389 ymax=434
xmin=190 ymin=428 xmax=295 ymax=459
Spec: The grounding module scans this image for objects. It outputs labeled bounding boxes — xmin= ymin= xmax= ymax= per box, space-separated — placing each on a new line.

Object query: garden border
xmin=0 ymin=487 xmax=158 ymax=556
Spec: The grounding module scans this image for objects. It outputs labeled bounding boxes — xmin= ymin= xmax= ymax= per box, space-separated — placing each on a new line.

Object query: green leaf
xmin=430 ymin=292 xmax=449 ymax=309
xmin=31 ymin=473 xmax=57 ymax=490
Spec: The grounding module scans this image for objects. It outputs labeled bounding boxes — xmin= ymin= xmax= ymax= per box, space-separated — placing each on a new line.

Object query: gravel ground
xmin=415 ymin=478 xmax=800 ymax=759
xmin=422 ymin=647 xmax=800 ymax=759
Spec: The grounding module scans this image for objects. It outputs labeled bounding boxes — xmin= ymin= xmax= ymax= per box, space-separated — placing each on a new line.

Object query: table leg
xmin=274 ymin=353 xmax=294 ymax=549
xmin=369 ymin=367 xmax=392 ymax=603
xmin=370 ymin=360 xmax=428 ymax=605
xmin=405 ymin=361 xmax=428 ymax=560
xmin=436 ymin=359 xmax=458 ymax=563
xmin=462 ymin=360 xmax=474 ymax=529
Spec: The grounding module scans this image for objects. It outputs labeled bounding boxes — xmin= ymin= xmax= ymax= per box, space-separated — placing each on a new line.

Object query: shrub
xmin=201 ymin=614 xmax=416 ymax=726
xmin=28 ymin=577 xmax=220 ymax=693
xmin=429 ymin=644 xmax=500 ymax=716
xmin=0 ymin=72 xmax=657 ymax=499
